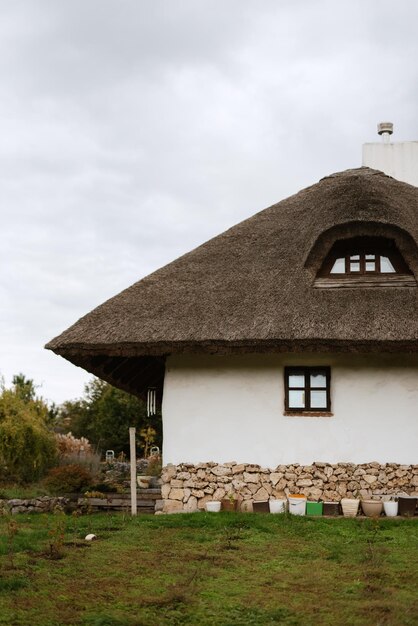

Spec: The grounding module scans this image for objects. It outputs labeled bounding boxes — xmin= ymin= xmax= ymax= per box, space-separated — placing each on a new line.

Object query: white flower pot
xmin=269 ymin=499 xmax=286 ymax=514
xmin=341 ymin=498 xmax=360 ymax=517
xmin=288 ymin=495 xmax=306 ymax=516
xmin=206 ymin=501 xmax=221 ymax=513
xmin=383 ymin=501 xmax=398 ymax=517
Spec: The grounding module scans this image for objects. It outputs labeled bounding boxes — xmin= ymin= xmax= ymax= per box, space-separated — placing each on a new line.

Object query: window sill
xmin=314 ymin=275 xmax=416 ymax=289
xmin=284 ymin=411 xmax=333 ymax=417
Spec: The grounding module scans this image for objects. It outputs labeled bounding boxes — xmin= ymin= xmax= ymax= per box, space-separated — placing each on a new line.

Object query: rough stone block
xmin=163 ymin=500 xmax=183 ymax=513
xmin=243 ymin=472 xmax=260 ymax=483
xmin=253 ymin=487 xmax=269 ymax=501
xmin=170 ymin=488 xmax=184 ymax=501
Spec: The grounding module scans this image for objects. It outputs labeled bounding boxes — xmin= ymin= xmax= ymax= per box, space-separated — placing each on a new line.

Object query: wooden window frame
xmin=318 ymin=237 xmax=411 ymax=278
xmin=284 ymin=366 xmax=331 ymax=415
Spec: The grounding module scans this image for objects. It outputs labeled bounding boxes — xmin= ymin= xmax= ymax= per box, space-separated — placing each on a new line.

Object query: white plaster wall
xmin=362 ymin=141 xmax=418 ymax=186
xmin=162 ymin=353 xmax=418 ymax=466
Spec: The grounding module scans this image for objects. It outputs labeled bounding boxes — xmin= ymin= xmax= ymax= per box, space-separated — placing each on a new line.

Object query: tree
xmin=12 ymin=373 xmax=37 ymax=403
xmin=58 ymin=378 xmax=161 ymax=456
xmin=0 ymin=379 xmax=57 ymax=483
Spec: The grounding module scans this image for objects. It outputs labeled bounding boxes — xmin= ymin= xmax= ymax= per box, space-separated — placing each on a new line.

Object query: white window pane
xmin=380 ymin=256 xmax=396 ymax=273
xmin=350 ymin=262 xmax=360 ymax=272
xmin=365 ymin=261 xmax=375 ymax=271
xmin=310 ymin=390 xmax=327 ymax=409
xmin=330 ymin=258 xmax=345 ymax=274
xmin=288 ymin=374 xmax=305 ymax=388
xmin=350 ymin=255 xmax=360 ymax=260
xmin=289 ymin=390 xmax=305 ymax=408
xmin=365 ymin=254 xmax=375 ymax=260
xmin=310 ymin=372 xmax=327 ymax=388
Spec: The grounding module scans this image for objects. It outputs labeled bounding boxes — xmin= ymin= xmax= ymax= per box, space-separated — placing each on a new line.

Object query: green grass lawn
xmin=0 ymin=512 xmax=417 ymax=626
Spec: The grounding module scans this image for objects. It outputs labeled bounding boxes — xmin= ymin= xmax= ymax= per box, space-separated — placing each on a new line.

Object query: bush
xmin=43 ymin=464 xmax=93 ymax=494
xmin=55 ymin=432 xmax=92 ymax=457
xmin=0 ymin=389 xmax=57 ymax=483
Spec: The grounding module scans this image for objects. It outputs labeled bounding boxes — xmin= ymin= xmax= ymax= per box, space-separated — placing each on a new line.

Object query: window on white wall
xmin=284 ymin=367 xmax=331 ymax=414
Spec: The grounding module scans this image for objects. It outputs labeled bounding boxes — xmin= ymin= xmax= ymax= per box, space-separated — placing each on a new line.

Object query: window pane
xmin=330 ymin=258 xmax=345 ymax=274
xmin=289 ymin=390 xmax=305 ymax=408
xmin=350 ymin=255 xmax=360 ymax=260
xmin=380 ymin=256 xmax=396 ymax=273
xmin=365 ymin=261 xmax=375 ymax=271
xmin=310 ymin=390 xmax=327 ymax=409
xmin=288 ymin=374 xmax=305 ymax=388
xmin=365 ymin=254 xmax=375 ymax=260
xmin=350 ymin=262 xmax=360 ymax=272
xmin=310 ymin=372 xmax=327 ymax=388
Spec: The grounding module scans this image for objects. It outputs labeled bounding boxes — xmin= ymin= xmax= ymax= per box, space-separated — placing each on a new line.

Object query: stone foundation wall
xmin=161 ymin=462 xmax=418 ymax=513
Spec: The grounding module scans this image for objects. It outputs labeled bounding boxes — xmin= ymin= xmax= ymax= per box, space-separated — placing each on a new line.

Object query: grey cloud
xmin=0 ymin=0 xmax=417 ymax=402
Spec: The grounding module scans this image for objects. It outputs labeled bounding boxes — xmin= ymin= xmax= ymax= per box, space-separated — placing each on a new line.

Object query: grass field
xmin=0 ymin=511 xmax=417 ymax=626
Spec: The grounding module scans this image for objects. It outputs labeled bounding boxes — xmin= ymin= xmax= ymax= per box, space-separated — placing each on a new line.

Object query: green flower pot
xmin=306 ymin=501 xmax=323 ymax=516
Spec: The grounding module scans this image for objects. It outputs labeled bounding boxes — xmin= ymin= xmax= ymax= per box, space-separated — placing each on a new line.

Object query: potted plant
xmin=137 ymin=453 xmax=162 ymax=489
xmin=269 ymin=498 xmax=286 ymax=514
xmin=147 ymin=455 xmax=162 ymax=488
xmin=341 ymin=496 xmax=360 ymax=517
xmin=221 ymin=491 xmax=238 ymax=512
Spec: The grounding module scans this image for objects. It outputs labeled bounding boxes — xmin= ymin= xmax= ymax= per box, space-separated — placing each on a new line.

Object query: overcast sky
xmin=0 ymin=0 xmax=417 ymax=404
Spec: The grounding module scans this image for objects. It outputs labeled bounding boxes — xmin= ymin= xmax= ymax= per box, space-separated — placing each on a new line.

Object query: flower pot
xmin=137 ymin=475 xmax=152 ymax=489
xmin=253 ymin=500 xmax=270 ymax=513
xmin=361 ymin=500 xmax=383 ymax=517
xmin=221 ymin=499 xmax=238 ymax=512
xmin=269 ymin=499 xmax=286 ymax=514
xmin=341 ymin=498 xmax=360 ymax=518
xmin=206 ymin=501 xmax=221 ymax=513
xmin=398 ymin=497 xmax=417 ymax=517
xmin=323 ymin=502 xmax=340 ymax=516
xmin=288 ymin=494 xmax=306 ymax=516
xmin=306 ymin=501 xmax=323 ymax=516
xmin=383 ymin=501 xmax=398 ymax=517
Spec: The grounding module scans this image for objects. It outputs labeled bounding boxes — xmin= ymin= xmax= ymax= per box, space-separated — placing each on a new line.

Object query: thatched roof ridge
xmin=47 ymin=168 xmax=418 ymax=365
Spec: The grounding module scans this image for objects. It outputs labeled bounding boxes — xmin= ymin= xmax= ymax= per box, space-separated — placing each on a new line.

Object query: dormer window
xmin=315 ymin=237 xmax=415 ymax=288
xmin=330 ymin=252 xmax=396 ymax=275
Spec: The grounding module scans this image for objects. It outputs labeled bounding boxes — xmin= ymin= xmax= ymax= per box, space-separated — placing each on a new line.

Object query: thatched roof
xmin=46 ymin=167 xmax=418 ymax=395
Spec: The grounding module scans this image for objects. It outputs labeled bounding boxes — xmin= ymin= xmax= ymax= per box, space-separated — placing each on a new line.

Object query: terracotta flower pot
xmin=361 ymin=500 xmax=383 ymax=517
xmin=341 ymin=498 xmax=360 ymax=517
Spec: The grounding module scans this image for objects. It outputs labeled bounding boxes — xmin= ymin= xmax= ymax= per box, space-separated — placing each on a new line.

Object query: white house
xmin=47 ymin=164 xmax=418 ymax=510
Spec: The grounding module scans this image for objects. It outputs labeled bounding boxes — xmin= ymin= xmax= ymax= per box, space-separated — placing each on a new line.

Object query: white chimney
xmin=362 ymin=123 xmax=418 ymax=186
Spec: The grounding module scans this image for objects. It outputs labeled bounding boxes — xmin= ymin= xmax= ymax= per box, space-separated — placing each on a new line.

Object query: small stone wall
xmin=161 ymin=462 xmax=418 ymax=513
xmin=0 ymin=496 xmax=69 ymax=515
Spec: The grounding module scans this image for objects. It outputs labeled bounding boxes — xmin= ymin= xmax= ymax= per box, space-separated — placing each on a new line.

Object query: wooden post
xmin=129 ymin=427 xmax=137 ymax=516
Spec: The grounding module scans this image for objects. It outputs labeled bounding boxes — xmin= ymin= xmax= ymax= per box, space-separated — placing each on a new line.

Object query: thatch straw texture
xmin=47 ymin=168 xmax=418 ymax=365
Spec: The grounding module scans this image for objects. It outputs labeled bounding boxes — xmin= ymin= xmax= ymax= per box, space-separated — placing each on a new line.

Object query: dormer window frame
xmin=314 ymin=236 xmax=416 ymax=289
